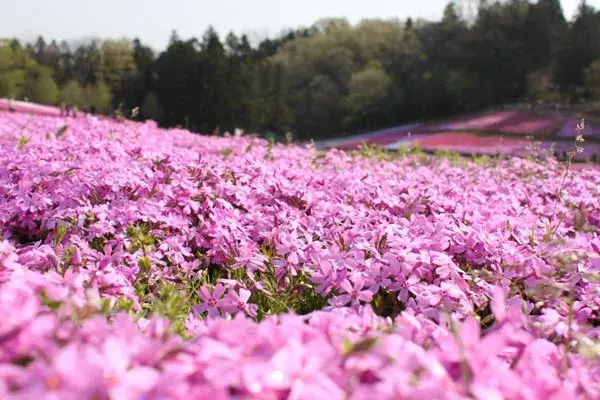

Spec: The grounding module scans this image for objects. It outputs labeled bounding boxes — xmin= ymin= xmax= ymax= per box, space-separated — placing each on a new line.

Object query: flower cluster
xmin=1 ymin=111 xmax=600 ymax=398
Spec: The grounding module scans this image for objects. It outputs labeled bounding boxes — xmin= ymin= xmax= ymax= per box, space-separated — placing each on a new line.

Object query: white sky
xmin=0 ymin=0 xmax=596 ymax=50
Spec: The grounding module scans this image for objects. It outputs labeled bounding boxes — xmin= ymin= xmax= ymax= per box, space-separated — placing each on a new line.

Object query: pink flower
xmin=220 ymin=288 xmax=258 ymax=318
xmin=490 ymin=286 xmax=508 ymax=322
xmin=365 ymin=262 xmax=392 ymax=292
xmin=267 ymin=338 xmax=344 ymax=400
xmin=194 ymin=284 xmax=227 ymax=319
xmin=326 ymin=295 xmax=350 ymax=310
xmin=339 ymin=279 xmax=373 ymax=307
xmin=390 ymin=274 xmax=420 ymax=303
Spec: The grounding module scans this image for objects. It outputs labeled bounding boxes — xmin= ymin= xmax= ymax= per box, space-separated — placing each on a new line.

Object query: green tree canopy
xmin=28 ymin=66 xmax=59 ymax=104
xmin=59 ymin=80 xmax=84 ymax=106
xmin=343 ymin=62 xmax=391 ymax=128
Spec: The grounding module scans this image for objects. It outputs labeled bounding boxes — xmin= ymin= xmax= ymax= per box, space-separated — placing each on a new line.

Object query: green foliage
xmin=343 ymin=63 xmax=392 ymax=128
xmin=342 ymin=337 xmax=379 ymax=356
xmin=311 ymin=152 xmax=327 ymax=168
xmin=59 ymin=80 xmax=85 ymax=106
xmin=126 ymin=223 xmax=156 ymax=255
xmin=137 ymin=256 xmax=152 ymax=274
xmin=2 ymin=1 xmax=599 ymax=139
xmin=445 ymin=69 xmax=479 ymax=110
xmin=247 ymin=264 xmax=328 ymax=319
xmin=357 ymin=142 xmax=392 ymax=161
xmin=40 ymin=291 xmax=62 ymax=311
xmin=434 ymin=149 xmax=469 ymax=167
xmin=396 ymin=142 xmax=424 ymax=158
xmin=61 ymin=246 xmax=75 ymax=270
xmin=147 ymin=283 xmax=190 ymax=337
xmin=84 ymin=81 xmax=112 ymax=113
xmin=0 ymin=40 xmax=35 ymax=98
xmin=55 ymin=124 xmax=69 ymax=138
xmin=101 ymin=39 xmax=137 ymax=107
xmin=285 ymin=131 xmax=293 ymax=144
xmin=372 ymin=289 xmax=404 ymax=317
xmin=140 ymin=92 xmax=163 ymax=121
xmin=584 ymin=59 xmax=600 ymax=99
xmin=554 ymin=2 xmax=600 ymax=89
xmin=265 ymin=137 xmax=275 ymax=161
xmin=28 ymin=67 xmax=59 ymax=105
xmin=473 ymin=154 xmax=493 ymax=166
xmin=18 ymin=135 xmax=28 ymax=149
xmin=0 ymin=70 xmax=25 ymax=98
xmin=53 ymin=223 xmax=69 ymax=247
xmin=220 ymin=147 xmax=233 ymax=158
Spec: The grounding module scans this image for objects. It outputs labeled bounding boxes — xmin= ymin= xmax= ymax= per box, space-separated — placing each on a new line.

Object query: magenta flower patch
xmin=0 ymin=111 xmax=599 ymax=398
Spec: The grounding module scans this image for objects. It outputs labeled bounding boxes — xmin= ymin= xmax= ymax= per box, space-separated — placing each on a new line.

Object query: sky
xmin=0 ymin=0 xmax=597 ymax=51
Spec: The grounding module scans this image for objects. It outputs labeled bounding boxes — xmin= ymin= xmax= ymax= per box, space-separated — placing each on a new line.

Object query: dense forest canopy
xmin=1 ymin=0 xmax=600 ymax=141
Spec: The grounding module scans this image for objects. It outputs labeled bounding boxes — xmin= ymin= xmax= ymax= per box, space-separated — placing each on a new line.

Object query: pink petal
xmin=198 ymin=286 xmax=211 ymax=302
xmin=246 ymin=304 xmax=258 ymax=318
xmin=340 ymin=279 xmax=353 ymax=294
xmin=213 ymin=284 xmax=226 ymax=299
xmin=207 ymin=307 xmax=220 ymax=319
xmin=239 ymin=288 xmax=251 ymax=303
xmin=358 ymin=290 xmax=373 ymax=302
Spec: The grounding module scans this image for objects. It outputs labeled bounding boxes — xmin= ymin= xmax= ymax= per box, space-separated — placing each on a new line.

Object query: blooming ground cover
xmin=1 ymin=111 xmax=600 ymax=399
xmin=431 ymin=111 xmax=517 ymax=132
xmin=557 ymin=118 xmax=600 ymax=139
xmin=413 ymin=132 xmax=529 ymax=155
xmin=0 ymin=98 xmax=62 ymax=117
xmin=320 ymin=111 xmax=600 ymax=158
xmin=317 ymin=123 xmax=422 ymax=150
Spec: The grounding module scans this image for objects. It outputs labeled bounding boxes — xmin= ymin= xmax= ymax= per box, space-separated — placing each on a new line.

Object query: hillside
xmin=317 ymin=107 xmax=600 ymax=163
xmin=1 ymin=110 xmax=600 ymax=398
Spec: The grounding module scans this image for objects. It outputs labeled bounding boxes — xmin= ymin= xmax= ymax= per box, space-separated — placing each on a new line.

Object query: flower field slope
xmin=0 ymin=98 xmax=62 ymax=117
xmin=1 ymin=111 xmax=600 ymax=399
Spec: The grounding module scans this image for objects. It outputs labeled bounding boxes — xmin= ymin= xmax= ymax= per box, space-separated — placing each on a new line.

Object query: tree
xmin=33 ymin=36 xmax=46 ymax=62
xmin=1 ymin=0 xmax=599 ymax=140
xmin=57 ymin=41 xmax=73 ymax=85
xmin=84 ymin=81 xmax=112 ymax=113
xmin=313 ymin=18 xmax=351 ymax=34
xmin=343 ymin=62 xmax=391 ymax=129
xmin=59 ymin=80 xmax=84 ymax=106
xmin=197 ymin=27 xmax=229 ymax=132
xmin=444 ymin=69 xmax=479 ymax=111
xmin=0 ymin=39 xmax=36 ymax=99
xmin=29 ymin=67 xmax=59 ymax=104
xmin=131 ymin=38 xmax=156 ymax=107
xmin=224 ymin=33 xmax=256 ymax=130
xmin=536 ymin=0 xmax=568 ymax=60
xmin=584 ymin=59 xmax=600 ymax=99
xmin=467 ymin=1 xmax=535 ymax=104
xmin=555 ymin=1 xmax=600 ymax=89
xmin=155 ymin=38 xmax=201 ymax=127
xmin=140 ymin=92 xmax=163 ymax=121
xmin=71 ymin=40 xmax=104 ymax=85
xmin=0 ymin=70 xmax=25 ymax=98
xmin=101 ymin=39 xmax=137 ymax=108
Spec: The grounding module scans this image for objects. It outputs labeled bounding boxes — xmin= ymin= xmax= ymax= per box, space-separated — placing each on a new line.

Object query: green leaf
xmin=138 ymin=256 xmax=152 ymax=273
xmin=18 ymin=135 xmax=28 ymax=149
xmin=342 ymin=337 xmax=378 ymax=356
xmin=40 ymin=291 xmax=62 ymax=311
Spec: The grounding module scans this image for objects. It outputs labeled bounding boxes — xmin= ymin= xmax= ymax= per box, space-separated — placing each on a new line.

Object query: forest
xmin=1 ymin=0 xmax=600 ymax=141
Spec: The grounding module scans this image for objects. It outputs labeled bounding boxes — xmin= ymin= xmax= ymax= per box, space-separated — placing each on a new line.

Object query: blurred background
xmin=1 ymin=0 xmax=600 ymax=160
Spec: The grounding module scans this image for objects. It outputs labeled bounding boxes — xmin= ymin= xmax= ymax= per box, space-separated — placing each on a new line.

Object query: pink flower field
xmin=2 ymin=111 xmax=600 ymax=399
xmin=414 ymin=132 xmax=529 ymax=155
xmin=431 ymin=111 xmax=517 ymax=132
xmin=0 ymin=98 xmax=62 ymax=117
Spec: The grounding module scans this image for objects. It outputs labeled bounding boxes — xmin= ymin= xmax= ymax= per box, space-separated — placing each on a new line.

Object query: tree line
xmin=1 ymin=0 xmax=600 ymax=141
